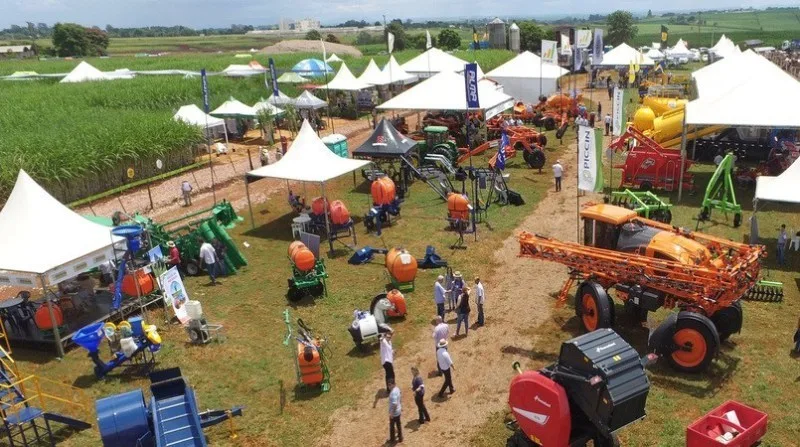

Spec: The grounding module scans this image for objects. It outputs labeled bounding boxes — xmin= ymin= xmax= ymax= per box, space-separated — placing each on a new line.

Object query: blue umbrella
xmin=291 ymin=59 xmax=334 ymax=77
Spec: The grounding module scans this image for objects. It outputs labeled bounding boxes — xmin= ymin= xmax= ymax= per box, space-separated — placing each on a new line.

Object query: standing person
xmin=607 ymin=81 xmax=614 ymax=100
xmin=411 ymin=367 xmax=431 ymax=424
xmin=604 ymin=113 xmax=612 ymax=136
xmin=387 ymin=379 xmax=403 ymax=444
xmin=434 ymin=276 xmax=447 ymax=320
xmin=432 ymin=316 xmax=449 ymax=375
xmin=380 ymin=332 xmax=395 ymax=393
xmin=211 ymin=238 xmax=227 ymax=276
xmin=181 ymin=180 xmax=193 ymax=206
xmin=436 ymin=339 xmax=455 ymax=398
xmin=475 ymin=277 xmax=485 ymax=327
xmin=777 ymin=224 xmax=789 ymax=267
xmin=450 ymin=271 xmax=464 ymax=312
xmin=455 ymin=288 xmax=471 ymax=337
xmin=597 ymin=101 xmax=602 ymax=118
xmin=198 ymin=238 xmax=218 ymax=285
xmin=167 ymin=241 xmax=181 ymax=271
xmin=553 ymin=159 xmax=564 ymax=192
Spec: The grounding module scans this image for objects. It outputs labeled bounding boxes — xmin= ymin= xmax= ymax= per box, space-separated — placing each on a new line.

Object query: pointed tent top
xmin=593 ymin=43 xmax=654 ymax=66
xmin=486 ymin=51 xmax=568 ymax=79
xmin=294 ymin=90 xmax=328 ymax=109
xmin=323 ymin=61 xmax=372 ymax=91
xmin=277 ymin=72 xmax=308 ymax=84
xmin=358 ymin=59 xmax=384 ymax=85
xmin=210 ymin=97 xmax=258 ymax=118
xmin=60 ymin=61 xmax=107 ymax=83
xmin=377 ymin=55 xmax=419 ymax=85
xmin=325 ymin=53 xmax=343 ymax=63
xmin=401 ymin=48 xmax=469 ymax=78
xmin=353 ymin=118 xmax=418 ymax=158
xmin=252 ymin=99 xmax=285 ymax=116
xmin=267 ymin=89 xmax=295 ymax=106
xmin=173 ymin=105 xmax=226 ymax=128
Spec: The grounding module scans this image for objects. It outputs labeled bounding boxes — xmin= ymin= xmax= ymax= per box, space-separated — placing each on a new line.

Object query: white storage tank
xmin=509 ymin=23 xmax=520 ymax=53
xmin=488 ymin=18 xmax=506 ymax=50
xmin=186 ymin=300 xmax=203 ymax=320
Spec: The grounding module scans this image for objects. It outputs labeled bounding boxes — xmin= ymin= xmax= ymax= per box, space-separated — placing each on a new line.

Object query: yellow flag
xmin=634 ymin=51 xmax=641 ymax=72
xmin=629 ymin=60 xmax=635 ymax=84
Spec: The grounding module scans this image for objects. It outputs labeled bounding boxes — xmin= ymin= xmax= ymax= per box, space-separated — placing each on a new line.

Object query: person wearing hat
xmin=552 ymin=160 xmax=564 ymax=192
xmin=434 ymin=276 xmax=450 ymax=320
xmin=167 ymin=241 xmax=181 ymax=269
xmin=436 ymin=339 xmax=455 ymax=398
xmin=450 ymin=271 xmax=464 ymax=312
xmin=380 ymin=332 xmax=395 ymax=393
xmin=455 ymin=287 xmax=471 ymax=337
xmin=432 ymin=316 xmax=449 ymax=375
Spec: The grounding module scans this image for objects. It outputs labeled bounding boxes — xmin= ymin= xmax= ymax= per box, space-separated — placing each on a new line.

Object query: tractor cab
xmin=424 ymin=126 xmax=450 ymax=147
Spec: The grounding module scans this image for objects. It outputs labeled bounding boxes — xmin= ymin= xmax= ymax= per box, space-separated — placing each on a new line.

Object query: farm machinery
xmin=609 ymin=189 xmax=673 ymax=224
xmin=287 ymin=241 xmax=328 ymax=301
xmin=506 ymin=329 xmax=653 ymax=447
xmin=461 ymin=126 xmax=548 ymax=170
xmin=283 ymin=310 xmax=330 ymax=392
xmin=610 ymin=126 xmax=694 ymax=192
xmin=698 ymin=153 xmax=742 ymax=228
xmin=513 ymin=94 xmax=583 ymax=132
xmin=518 ymin=203 xmax=777 ymax=373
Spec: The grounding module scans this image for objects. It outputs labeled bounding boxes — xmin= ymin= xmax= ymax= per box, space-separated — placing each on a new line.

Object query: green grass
xmin=11 ymin=129 xmax=571 ymax=446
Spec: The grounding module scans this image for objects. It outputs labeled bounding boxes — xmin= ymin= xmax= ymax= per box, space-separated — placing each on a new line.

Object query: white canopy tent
xmin=277 ymin=72 xmax=308 ymax=84
xmin=485 ymin=51 xmax=569 ymax=102
xmin=244 ymin=120 xmax=371 ymax=250
xmin=0 ymin=171 xmax=126 ymax=356
xmin=210 ymin=97 xmax=258 ymax=119
xmin=593 ymin=43 xmax=654 ymax=67
xmin=358 ymin=59 xmax=384 ymax=85
xmin=60 ymin=61 xmax=108 ymax=83
xmin=377 ymin=70 xmax=514 ymax=119
xmin=325 ymin=54 xmax=343 ymax=63
xmin=251 ymin=99 xmax=285 ymax=117
xmin=710 ymin=35 xmax=735 ymax=55
xmin=692 ymin=50 xmax=761 ymax=99
xmin=666 ymin=40 xmax=693 ymax=59
xmin=401 ymin=48 xmax=469 ymax=79
xmin=322 ymin=62 xmax=372 ymax=91
xmin=646 ymin=48 xmax=665 ymax=61
xmin=456 ymin=62 xmax=485 ymax=80
xmin=294 ymin=90 xmax=328 ymax=109
xmin=379 ymin=56 xmax=419 ymax=85
xmin=222 ymin=64 xmax=266 ymax=77
xmin=267 ymin=89 xmax=295 ymax=106
xmin=755 ymin=158 xmax=800 ymax=204
xmin=173 ymin=104 xmax=229 ymax=144
xmin=651 ymin=42 xmax=661 ymax=50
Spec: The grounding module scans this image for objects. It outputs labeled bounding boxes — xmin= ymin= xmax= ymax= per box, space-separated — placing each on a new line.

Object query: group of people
xmin=166 ymin=238 xmax=227 ymax=285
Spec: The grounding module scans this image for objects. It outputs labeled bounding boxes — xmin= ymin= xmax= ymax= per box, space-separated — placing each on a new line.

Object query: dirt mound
xmin=259 ymin=40 xmax=362 ymax=57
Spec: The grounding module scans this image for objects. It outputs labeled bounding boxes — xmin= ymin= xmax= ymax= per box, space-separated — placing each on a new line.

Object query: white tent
xmin=646 ymin=48 xmax=665 ymax=60
xmin=277 ymin=72 xmax=308 ymax=84
xmin=710 ymin=35 xmax=734 ymax=54
xmin=322 ymin=62 xmax=372 ymax=91
xmin=294 ymin=90 xmax=327 ymax=109
xmin=210 ymin=97 xmax=258 ymax=118
xmin=676 ymin=38 xmax=688 ymax=48
xmin=251 ymin=99 xmax=285 ymax=116
xmin=401 ymin=47 xmax=469 ymax=78
xmin=173 ymin=104 xmax=229 ymax=143
xmin=651 ymin=42 xmax=661 ymax=50
xmin=358 ymin=59 xmax=385 ymax=85
xmin=378 ymin=55 xmax=419 ymax=85
xmin=325 ymin=54 xmax=343 ymax=63
xmin=457 ymin=62 xmax=485 ymax=80
xmin=593 ymin=43 xmax=654 ymax=66
xmin=222 ymin=63 xmax=266 ymax=77
xmin=692 ymin=50 xmax=758 ymax=99
xmin=60 ymin=61 xmax=108 ymax=83
xmin=267 ymin=89 xmax=295 ymax=106
xmin=377 ymin=70 xmax=514 ymax=119
xmin=755 ymin=158 xmax=800 ymax=204
xmin=666 ymin=40 xmax=693 ymax=59
xmin=485 ymin=51 xmax=569 ymax=102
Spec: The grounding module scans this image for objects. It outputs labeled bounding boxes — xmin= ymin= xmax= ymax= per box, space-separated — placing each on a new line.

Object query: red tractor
xmin=611 ymin=126 xmax=694 ymax=192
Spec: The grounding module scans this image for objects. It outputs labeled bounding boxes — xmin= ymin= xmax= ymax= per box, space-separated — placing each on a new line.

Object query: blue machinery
xmin=73 ymin=317 xmax=161 ymax=378
xmin=96 ymin=367 xmax=243 ymax=447
xmin=110 ymin=225 xmax=145 ymax=311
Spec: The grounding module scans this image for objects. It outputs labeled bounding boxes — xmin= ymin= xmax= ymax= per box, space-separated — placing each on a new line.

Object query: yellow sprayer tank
xmin=642 ymin=97 xmax=687 ymax=116
xmin=633 ymin=107 xmax=685 ymax=144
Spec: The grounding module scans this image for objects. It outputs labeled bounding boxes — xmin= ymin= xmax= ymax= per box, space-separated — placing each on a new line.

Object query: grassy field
xmin=9 ymin=129 xmax=570 ymax=446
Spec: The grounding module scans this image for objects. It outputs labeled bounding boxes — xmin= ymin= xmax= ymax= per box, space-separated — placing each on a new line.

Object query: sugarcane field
xmin=1 ymin=4 xmax=800 ymax=447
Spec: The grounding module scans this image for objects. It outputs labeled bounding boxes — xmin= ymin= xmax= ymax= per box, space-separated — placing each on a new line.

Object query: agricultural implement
xmin=73 ymin=317 xmax=162 ymax=378
xmin=459 ymin=126 xmax=548 ymax=170
xmin=364 ymin=176 xmax=402 ymax=236
xmin=610 ymin=126 xmax=694 ymax=192
xmin=287 ymin=241 xmax=328 ymax=301
xmin=697 ymin=153 xmax=742 ymax=228
xmin=518 ymin=204 xmax=778 ymax=373
xmin=283 ymin=310 xmax=330 ymax=392
xmin=506 ymin=329 xmax=653 ymax=447
xmin=686 ymin=400 xmax=768 ymax=447
xmin=609 ymin=189 xmax=673 ymax=223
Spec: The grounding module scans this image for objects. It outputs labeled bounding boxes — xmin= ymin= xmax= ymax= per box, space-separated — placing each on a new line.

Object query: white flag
xmin=387 ymin=32 xmax=395 ymax=54
xmin=612 ymin=87 xmax=626 ymax=136
xmin=426 ymin=30 xmax=432 ymax=49
xmin=576 ymin=30 xmax=592 ymax=49
xmin=541 ymin=40 xmax=558 ymax=65
xmin=320 ymin=39 xmax=327 ymax=63
xmin=578 ymin=126 xmax=604 ymax=193
xmin=560 ymin=33 xmax=571 ymax=55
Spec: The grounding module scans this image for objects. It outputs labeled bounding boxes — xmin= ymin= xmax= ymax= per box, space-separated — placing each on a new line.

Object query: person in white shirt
xmin=380 ymin=332 xmax=395 ymax=392
xmin=604 ymin=113 xmax=612 ymax=136
xmin=436 ymin=339 xmax=455 ymax=398
xmin=387 ymin=379 xmax=403 ymax=443
xmin=553 ymin=160 xmax=564 ymax=192
xmin=432 ymin=316 xmax=449 ymax=375
xmin=475 ymin=277 xmax=485 ymax=327
xmin=181 ymin=180 xmax=193 ymax=206
xmin=198 ymin=239 xmax=218 ymax=285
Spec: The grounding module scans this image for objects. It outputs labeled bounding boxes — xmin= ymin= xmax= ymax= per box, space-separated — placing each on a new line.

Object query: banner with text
xmin=200 ymin=69 xmax=210 ymax=113
xmin=560 ymin=33 xmax=571 ymax=55
xmin=578 ymin=126 xmax=604 ymax=192
xmin=268 ymin=58 xmax=279 ymax=96
xmin=612 ymin=87 xmax=627 ymax=136
xmin=464 ymin=63 xmax=480 ymax=109
xmin=541 ymin=40 xmax=558 ymax=65
xmin=159 ymin=266 xmax=190 ymax=324
xmin=576 ymin=30 xmax=592 ymax=48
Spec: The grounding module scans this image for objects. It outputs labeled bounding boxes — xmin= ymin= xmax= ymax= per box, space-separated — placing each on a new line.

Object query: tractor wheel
xmin=433 ymin=145 xmax=456 ymax=165
xmin=538 ymin=134 xmax=548 ymax=147
xmin=663 ymin=209 xmax=673 ymax=224
xmin=543 ymin=117 xmax=556 ymax=131
xmin=555 ymin=124 xmax=568 ymax=140
xmin=593 ymin=434 xmax=621 ymax=447
xmin=310 ymin=282 xmax=325 ymax=297
xmin=523 ymin=148 xmax=546 ymax=170
xmin=576 ymin=282 xmax=614 ymax=332
xmin=711 ymin=301 xmax=743 ymax=342
xmin=667 ymin=312 xmax=720 ymax=373
xmin=639 ymin=181 xmax=653 ymax=192
xmin=370 ymin=293 xmax=388 ymax=315
xmin=699 ymin=206 xmax=710 ymax=221
xmin=733 ymin=213 xmax=742 ymax=228
xmin=188 ymin=327 xmax=203 ymax=344
xmin=287 ymin=280 xmax=303 ymax=302
xmin=183 ymin=260 xmax=200 ymax=276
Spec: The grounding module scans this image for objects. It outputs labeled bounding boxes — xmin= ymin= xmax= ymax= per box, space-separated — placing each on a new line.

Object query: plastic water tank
xmin=186 ymin=300 xmax=203 ymax=320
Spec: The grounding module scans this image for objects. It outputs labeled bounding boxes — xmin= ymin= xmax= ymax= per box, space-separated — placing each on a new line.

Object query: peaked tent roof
xmin=325 ymin=54 xmax=343 ymax=63
xmin=247 ymin=120 xmax=370 ymax=183
xmin=401 ymin=48 xmax=469 ymax=78
xmin=292 ymin=58 xmax=334 ymax=77
xmin=667 ymin=40 xmax=692 ymax=57
xmin=294 ymin=90 xmax=328 ymax=109
xmin=646 ymin=48 xmax=665 ymax=60
xmin=755 ymin=158 xmax=800 ymax=203
xmin=0 ymin=170 xmax=124 ymax=287
xmin=692 ymin=50 xmax=757 ymax=99
xmin=352 ymin=118 xmax=418 ymax=158
xmin=267 ymin=89 xmax=295 ymax=106
xmin=173 ymin=104 xmax=227 ymax=128
xmin=277 ymin=72 xmax=308 ymax=83
xmin=379 ymin=55 xmax=419 ymax=85
xmin=222 ymin=62 xmax=267 ymax=77
xmin=322 ymin=62 xmax=372 ymax=91
xmin=60 ymin=61 xmax=108 ymax=83
xmin=593 ymin=43 xmax=654 ymax=66
xmin=710 ymin=35 xmax=733 ymax=52
xmin=485 ymin=51 xmax=568 ymax=79
xmin=210 ymin=97 xmax=258 ymax=118
xmin=377 ymin=70 xmax=514 ymax=119
xmin=252 ymin=99 xmax=285 ymax=116
xmin=358 ymin=59 xmax=385 ymax=85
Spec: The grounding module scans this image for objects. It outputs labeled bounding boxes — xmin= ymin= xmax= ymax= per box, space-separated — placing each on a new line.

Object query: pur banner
xmin=200 ymin=68 xmax=210 ymax=113
xmin=464 ymin=63 xmax=480 ymax=108
xmin=541 ymin=40 xmax=558 ymax=65
xmin=268 ymin=58 xmax=279 ymax=97
xmin=612 ymin=87 xmax=626 ymax=136
xmin=578 ymin=126 xmax=604 ymax=192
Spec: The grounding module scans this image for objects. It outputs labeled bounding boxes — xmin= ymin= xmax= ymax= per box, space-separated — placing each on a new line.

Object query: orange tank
xmin=385 ymin=248 xmax=418 ymax=283
xmin=371 ymin=177 xmax=396 ymax=206
xmin=289 ymin=242 xmax=316 ymax=272
xmin=329 ymin=200 xmax=351 ymax=225
xmin=447 ymin=193 xmax=471 ymax=220
xmin=34 ymin=304 xmax=64 ymax=330
xmin=297 ymin=342 xmax=324 ymax=386
xmin=311 ymin=197 xmax=327 ymax=215
xmin=121 ymin=270 xmax=155 ymax=297
xmin=386 ymin=289 xmax=407 ymax=317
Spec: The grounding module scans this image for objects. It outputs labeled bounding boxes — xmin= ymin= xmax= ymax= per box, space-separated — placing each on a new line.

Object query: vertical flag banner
xmin=541 ymin=40 xmax=558 ymax=65
xmin=628 ymin=60 xmax=635 ymax=84
xmin=612 ymin=87 xmax=628 ymax=136
xmin=578 ymin=126 xmax=604 ymax=192
xmin=200 ymin=69 xmax=210 ymax=113
xmin=576 ymin=30 xmax=592 ymax=48
xmin=634 ymin=51 xmax=641 ymax=73
xmin=473 ymin=26 xmax=480 ymax=49
xmin=464 ymin=63 xmax=480 ymax=108
xmin=593 ymin=29 xmax=604 ymax=65
xmin=268 ymin=58 xmax=279 ymax=97
xmin=387 ymin=32 xmax=395 ymax=54
xmin=560 ymin=33 xmax=571 ymax=55
xmin=320 ymin=39 xmax=327 ymax=63
xmin=426 ymin=30 xmax=432 ymax=49
xmin=661 ymin=25 xmax=669 ymax=47
xmin=497 ymin=130 xmax=509 ymax=170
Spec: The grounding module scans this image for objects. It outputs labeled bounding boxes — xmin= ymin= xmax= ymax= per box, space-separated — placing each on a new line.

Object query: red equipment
xmin=611 ymin=126 xmax=694 ymax=192
xmin=458 ymin=126 xmax=547 ymax=170
xmin=686 ymin=401 xmax=768 ymax=447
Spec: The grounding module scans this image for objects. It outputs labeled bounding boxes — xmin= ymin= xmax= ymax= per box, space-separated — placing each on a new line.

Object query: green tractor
xmin=416 ymin=126 xmax=459 ymax=166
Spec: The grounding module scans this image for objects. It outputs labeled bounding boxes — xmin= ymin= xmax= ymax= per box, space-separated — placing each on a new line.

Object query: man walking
xmin=432 ymin=316 xmax=449 ymax=375
xmin=436 ymin=339 xmax=455 ymax=398
xmin=434 ymin=276 xmax=447 ymax=320
xmin=411 ymin=367 xmax=430 ymax=424
xmin=475 ymin=277 xmax=485 ymax=327
xmin=553 ymin=159 xmax=564 ymax=192
xmin=380 ymin=332 xmax=395 ymax=393
xmin=387 ymin=379 xmax=403 ymax=444
xmin=604 ymin=113 xmax=612 ymax=136
xmin=181 ymin=180 xmax=193 ymax=206
xmin=607 ymin=81 xmax=614 ymax=100
xmin=778 ymin=224 xmax=789 ymax=267
xmin=198 ymin=238 xmax=218 ymax=285
xmin=455 ymin=288 xmax=471 ymax=337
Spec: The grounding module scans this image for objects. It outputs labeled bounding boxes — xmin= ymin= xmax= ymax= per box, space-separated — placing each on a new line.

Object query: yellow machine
xmin=633 ymin=103 xmax=725 ymax=148
xmin=642 ymin=96 xmax=687 ymax=116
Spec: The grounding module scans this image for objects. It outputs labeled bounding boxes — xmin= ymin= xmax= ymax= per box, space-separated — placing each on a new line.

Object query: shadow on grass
xmin=3 ymin=347 xmax=61 ymax=366
xmin=293 ymin=385 xmax=325 ymax=401
xmin=71 ymin=364 xmax=152 ymax=389
xmin=346 ymin=343 xmax=377 ymax=358
xmin=500 ymin=345 xmax=558 ymax=364
xmin=242 ymin=211 xmax=296 ymax=242
xmin=648 ymin=350 xmax=740 ymax=399
xmin=51 ymin=425 xmax=89 ymax=444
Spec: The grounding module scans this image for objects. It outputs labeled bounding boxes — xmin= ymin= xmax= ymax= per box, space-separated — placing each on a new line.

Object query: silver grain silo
xmin=509 ymin=23 xmax=520 ymax=52
xmin=488 ymin=18 xmax=506 ymax=49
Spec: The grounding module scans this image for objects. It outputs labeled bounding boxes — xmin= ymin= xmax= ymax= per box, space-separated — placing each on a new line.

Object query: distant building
xmin=294 ymin=19 xmax=320 ymax=32
xmin=0 ymin=45 xmax=34 ymax=59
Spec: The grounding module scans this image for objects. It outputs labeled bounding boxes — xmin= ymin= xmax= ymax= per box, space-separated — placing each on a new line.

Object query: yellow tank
xmin=633 ymin=107 xmax=656 ymax=132
xmin=642 ymin=97 xmax=687 ymax=116
xmin=646 ymin=108 xmax=685 ymax=143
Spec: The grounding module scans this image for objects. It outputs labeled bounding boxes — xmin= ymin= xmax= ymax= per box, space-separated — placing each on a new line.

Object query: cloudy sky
xmin=2 ymin=0 xmax=795 ymax=28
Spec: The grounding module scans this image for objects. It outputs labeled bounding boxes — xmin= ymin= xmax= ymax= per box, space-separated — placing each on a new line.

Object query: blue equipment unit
xmin=348 ymin=246 xmax=388 ymax=265
xmin=96 ymin=367 xmax=243 ymax=447
xmin=417 ymin=245 xmax=448 ymax=269
xmin=73 ymin=321 xmax=159 ymax=378
xmin=110 ymin=225 xmax=145 ymax=310
xmin=364 ymin=198 xmax=402 ymax=236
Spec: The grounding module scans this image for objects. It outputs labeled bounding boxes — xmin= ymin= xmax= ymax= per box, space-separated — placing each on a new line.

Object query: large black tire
xmin=666 ymin=312 xmax=720 ymax=373
xmin=287 ymin=279 xmax=303 ymax=302
xmin=555 ymin=124 xmax=568 ymax=140
xmin=369 ymin=293 xmax=388 ymax=315
xmin=538 ymin=134 xmax=548 ymax=147
xmin=733 ymin=213 xmax=742 ymax=228
xmin=711 ymin=301 xmax=743 ymax=342
xmin=575 ymin=281 xmax=614 ymax=332
xmin=639 ymin=181 xmax=653 ymax=192
xmin=523 ymin=148 xmax=546 ymax=170
xmin=543 ymin=117 xmax=556 ymax=131
xmin=183 ymin=260 xmax=200 ymax=276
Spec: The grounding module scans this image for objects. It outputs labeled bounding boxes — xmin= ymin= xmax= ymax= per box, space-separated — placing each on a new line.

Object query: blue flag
xmin=464 ymin=63 xmax=480 ymax=109
xmin=497 ymin=130 xmax=508 ymax=171
xmin=200 ymin=68 xmax=210 ymax=113
xmin=268 ymin=58 xmax=279 ymax=96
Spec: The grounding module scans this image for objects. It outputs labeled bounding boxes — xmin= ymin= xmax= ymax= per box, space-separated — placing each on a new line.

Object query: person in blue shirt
xmin=387 ymin=379 xmax=403 ymax=443
xmin=411 ymin=367 xmax=430 ymax=424
xmin=433 ymin=276 xmax=450 ymax=320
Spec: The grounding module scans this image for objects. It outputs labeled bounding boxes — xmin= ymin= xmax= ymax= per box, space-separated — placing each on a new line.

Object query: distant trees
xmin=518 ymin=21 xmax=546 ymax=52
xmin=356 ymin=31 xmax=374 ymax=45
xmin=647 ymin=9 xmax=653 ymax=18
xmin=384 ymin=21 xmax=408 ymax=51
xmin=52 ymin=23 xmax=109 ymax=57
xmin=305 ymin=30 xmax=322 ymax=40
xmin=606 ymin=10 xmax=638 ymax=46
xmin=325 ymin=34 xmax=340 ymax=43
xmin=437 ymin=29 xmax=461 ymax=50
